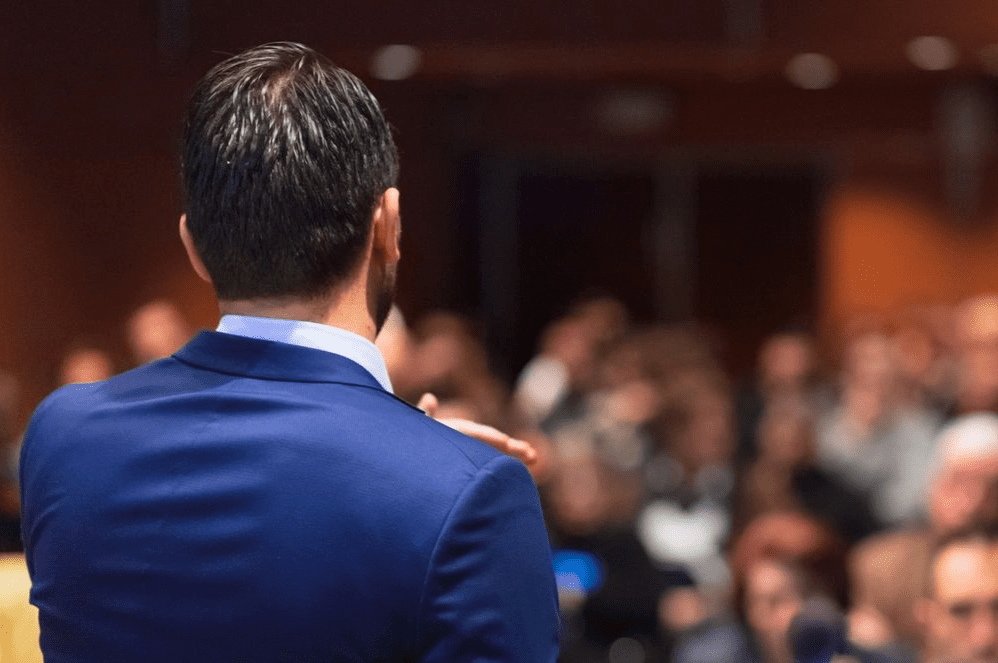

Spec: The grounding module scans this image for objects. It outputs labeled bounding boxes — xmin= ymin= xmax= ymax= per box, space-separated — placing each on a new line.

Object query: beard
xmin=374 ymin=262 xmax=397 ymax=336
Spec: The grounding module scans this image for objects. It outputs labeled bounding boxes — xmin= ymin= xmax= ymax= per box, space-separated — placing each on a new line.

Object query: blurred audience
xmin=673 ymin=511 xmax=858 ymax=663
xmin=916 ymin=523 xmax=998 ymax=663
xmin=546 ymin=452 xmax=690 ymax=662
xmin=638 ymin=364 xmax=736 ymax=594
xmin=849 ymin=413 xmax=998 ymax=657
xmin=17 ymin=288 xmax=998 ymax=662
xmin=735 ymin=400 xmax=880 ymax=544
xmin=815 ymin=329 xmax=938 ymax=526
xmin=735 ymin=330 xmax=829 ymax=466
xmin=515 ymin=296 xmax=628 ymax=433
xmin=952 ymin=295 xmax=998 ymax=416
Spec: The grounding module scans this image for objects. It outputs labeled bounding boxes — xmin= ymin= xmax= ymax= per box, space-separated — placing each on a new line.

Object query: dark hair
xmin=182 ymin=42 xmax=399 ymax=300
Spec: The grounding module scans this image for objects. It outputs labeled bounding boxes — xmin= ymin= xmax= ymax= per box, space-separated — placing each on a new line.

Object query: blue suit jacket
xmin=20 ymin=331 xmax=560 ymax=661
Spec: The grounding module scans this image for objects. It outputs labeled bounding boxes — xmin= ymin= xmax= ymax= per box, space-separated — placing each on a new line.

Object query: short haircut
xmin=924 ymin=521 xmax=998 ymax=598
xmin=182 ymin=42 xmax=399 ymax=300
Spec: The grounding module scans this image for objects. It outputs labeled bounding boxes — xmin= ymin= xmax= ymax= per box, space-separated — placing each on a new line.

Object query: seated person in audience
xmin=891 ymin=311 xmax=952 ymax=415
xmin=916 ymin=523 xmax=998 ymax=663
xmin=673 ymin=511 xmax=867 ymax=663
xmin=951 ymin=295 xmax=998 ymax=417
xmin=849 ymin=413 xmax=998 ymax=655
xmin=735 ymin=330 xmax=829 ymax=467
xmin=637 ymin=366 xmax=736 ymax=596
xmin=514 ymin=297 xmax=628 ymax=432
xmin=816 ymin=330 xmax=939 ymax=527
xmin=736 ymin=400 xmax=881 ymax=544
xmin=406 ymin=311 xmax=510 ymax=429
xmin=544 ymin=452 xmax=690 ymax=663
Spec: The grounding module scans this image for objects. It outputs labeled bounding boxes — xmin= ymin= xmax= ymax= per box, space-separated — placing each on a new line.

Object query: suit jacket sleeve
xmin=414 ymin=454 xmax=560 ymax=662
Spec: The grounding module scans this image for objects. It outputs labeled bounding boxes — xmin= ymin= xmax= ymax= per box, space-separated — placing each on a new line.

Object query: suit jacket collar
xmin=173 ymin=331 xmax=387 ymax=391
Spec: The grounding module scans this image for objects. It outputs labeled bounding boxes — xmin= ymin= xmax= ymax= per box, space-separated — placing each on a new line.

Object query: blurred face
xmin=128 ymin=301 xmax=191 ymax=364
xmin=757 ymin=410 xmax=812 ymax=466
xmin=930 ymin=456 xmax=998 ymax=533
xmin=958 ymin=349 xmax=998 ymax=413
xmin=844 ymin=333 xmax=895 ymax=389
xmin=547 ymin=458 xmax=608 ymax=536
xmin=59 ymin=349 xmax=113 ymax=385
xmin=744 ymin=559 xmax=803 ymax=648
xmin=760 ymin=335 xmax=812 ymax=392
xmin=922 ymin=541 xmax=998 ymax=663
xmin=673 ymin=385 xmax=734 ymax=471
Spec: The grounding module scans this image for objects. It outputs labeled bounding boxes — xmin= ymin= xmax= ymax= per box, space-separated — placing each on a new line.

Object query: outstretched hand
xmin=417 ymin=393 xmax=538 ymax=466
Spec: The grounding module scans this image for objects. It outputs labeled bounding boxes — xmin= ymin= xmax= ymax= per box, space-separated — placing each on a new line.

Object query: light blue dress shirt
xmin=215 ymin=314 xmax=393 ymax=393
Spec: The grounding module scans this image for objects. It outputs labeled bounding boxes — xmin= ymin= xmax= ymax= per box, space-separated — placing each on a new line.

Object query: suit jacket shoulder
xmin=20 ymin=333 xmax=559 ymax=662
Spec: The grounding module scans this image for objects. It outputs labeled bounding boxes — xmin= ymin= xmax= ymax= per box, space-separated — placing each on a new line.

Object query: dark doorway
xmin=472 ymin=154 xmax=825 ymax=381
xmin=694 ymin=165 xmax=824 ymax=376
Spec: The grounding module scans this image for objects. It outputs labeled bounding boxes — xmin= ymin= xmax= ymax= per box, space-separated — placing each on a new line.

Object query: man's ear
xmin=371 ymin=188 xmax=401 ymax=265
xmin=179 ymin=214 xmax=213 ymax=285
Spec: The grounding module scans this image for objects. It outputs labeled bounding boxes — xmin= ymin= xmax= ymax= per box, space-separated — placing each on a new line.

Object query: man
xmin=918 ymin=524 xmax=998 ymax=663
xmin=20 ymin=42 xmax=559 ymax=661
xmin=849 ymin=414 xmax=998 ymax=654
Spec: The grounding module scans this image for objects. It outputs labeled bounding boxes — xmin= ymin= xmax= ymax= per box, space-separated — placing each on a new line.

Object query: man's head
xmin=929 ymin=414 xmax=998 ymax=533
xmin=181 ymin=42 xmax=399 ymax=325
xmin=919 ymin=524 xmax=998 ymax=663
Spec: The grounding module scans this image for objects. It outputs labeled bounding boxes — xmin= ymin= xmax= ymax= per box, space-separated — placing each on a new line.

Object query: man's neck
xmin=218 ymin=291 xmax=377 ymax=342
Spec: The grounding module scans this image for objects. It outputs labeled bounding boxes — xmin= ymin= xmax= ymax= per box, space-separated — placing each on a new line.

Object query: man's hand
xmin=417 ymin=393 xmax=538 ymax=466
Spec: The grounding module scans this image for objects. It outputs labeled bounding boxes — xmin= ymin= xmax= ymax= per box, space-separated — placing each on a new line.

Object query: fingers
xmin=419 ymin=393 xmax=537 ymax=465
xmin=437 ymin=418 xmax=538 ymax=466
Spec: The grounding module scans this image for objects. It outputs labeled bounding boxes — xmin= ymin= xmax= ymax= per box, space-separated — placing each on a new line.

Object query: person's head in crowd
xmin=568 ymin=296 xmax=629 ymax=349
xmin=653 ymin=367 xmax=734 ymax=475
xmin=410 ymin=312 xmax=488 ymax=392
xmin=595 ymin=331 xmax=647 ymax=393
xmin=536 ymin=316 xmax=600 ymax=395
xmin=954 ymin=295 xmax=998 ymax=414
xmin=956 ymin=296 xmax=998 ymax=351
xmin=736 ymin=402 xmax=817 ymax=522
xmin=755 ymin=400 xmax=816 ymax=469
xmin=585 ymin=331 xmax=663 ymax=433
xmin=929 ymin=414 xmax=998 ymax=534
xmin=757 ymin=331 xmax=817 ymax=402
xmin=841 ymin=330 xmax=896 ymax=392
xmin=545 ymin=453 xmax=642 ymax=538
xmin=58 ymin=346 xmax=114 ymax=385
xmin=409 ymin=311 xmax=508 ymax=427
xmin=534 ymin=297 xmax=629 ymax=395
xmin=127 ymin=300 xmax=192 ymax=365
xmin=730 ymin=512 xmax=849 ymax=663
xmin=637 ymin=324 xmax=721 ymax=388
xmin=179 ymin=42 xmax=400 ymax=337
xmin=836 ymin=329 xmax=900 ymax=433
xmin=546 ymin=454 xmax=612 ymax=538
xmin=917 ymin=523 xmax=998 ymax=663
xmin=892 ymin=311 xmax=950 ymax=410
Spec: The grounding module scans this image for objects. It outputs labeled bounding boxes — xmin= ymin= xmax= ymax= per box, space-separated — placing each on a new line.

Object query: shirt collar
xmin=215 ymin=314 xmax=393 ymax=393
